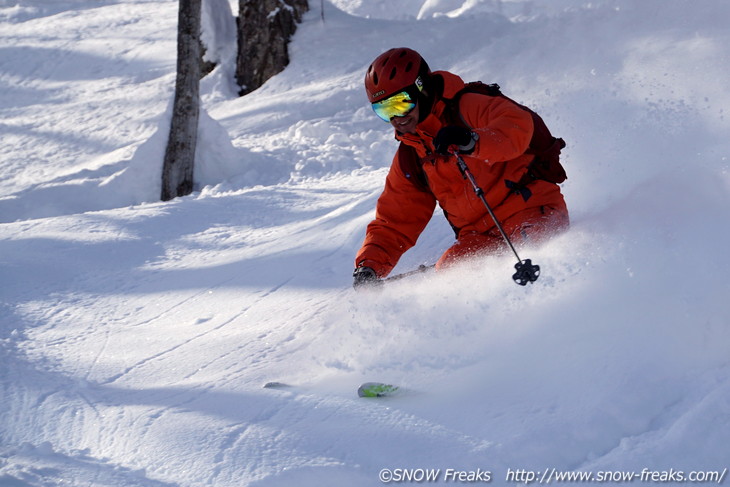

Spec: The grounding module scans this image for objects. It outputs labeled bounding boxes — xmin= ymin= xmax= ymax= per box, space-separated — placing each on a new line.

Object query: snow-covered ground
xmin=1 ymin=0 xmax=729 ymax=485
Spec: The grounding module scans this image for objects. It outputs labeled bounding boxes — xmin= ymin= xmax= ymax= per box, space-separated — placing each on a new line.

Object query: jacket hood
xmin=432 ymin=70 xmax=467 ymax=100
xmin=393 ymin=70 xmax=466 ymax=135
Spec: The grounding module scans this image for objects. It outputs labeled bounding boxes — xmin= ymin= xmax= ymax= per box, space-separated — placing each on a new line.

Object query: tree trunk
xmin=236 ymin=0 xmax=308 ymax=96
xmin=161 ymin=0 xmax=202 ymax=201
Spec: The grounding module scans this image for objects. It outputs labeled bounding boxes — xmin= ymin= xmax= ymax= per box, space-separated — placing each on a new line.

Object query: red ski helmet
xmin=365 ymin=48 xmax=431 ymax=103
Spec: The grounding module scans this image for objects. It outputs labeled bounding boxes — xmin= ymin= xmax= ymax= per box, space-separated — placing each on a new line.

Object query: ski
xmin=264 ymin=381 xmax=401 ymax=398
xmin=262 ymin=381 xmax=293 ymax=390
xmin=357 ymin=382 xmax=400 ymax=398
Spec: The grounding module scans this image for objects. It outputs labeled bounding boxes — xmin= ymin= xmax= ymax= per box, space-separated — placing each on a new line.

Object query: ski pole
xmin=448 ymin=146 xmax=540 ymax=285
xmin=384 ymin=264 xmax=434 ymax=282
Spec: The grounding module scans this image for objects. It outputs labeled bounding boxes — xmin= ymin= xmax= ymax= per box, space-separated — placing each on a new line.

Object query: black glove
xmin=352 ymin=266 xmax=380 ymax=289
xmin=433 ymin=126 xmax=476 ymax=155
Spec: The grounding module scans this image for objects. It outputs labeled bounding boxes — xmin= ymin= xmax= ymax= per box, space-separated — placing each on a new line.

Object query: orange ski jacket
xmin=355 ymin=71 xmax=567 ymax=277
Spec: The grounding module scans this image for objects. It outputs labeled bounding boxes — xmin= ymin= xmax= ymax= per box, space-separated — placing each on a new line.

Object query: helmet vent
xmin=389 ymin=67 xmax=397 ymax=80
xmin=405 ymin=61 xmax=413 ymax=72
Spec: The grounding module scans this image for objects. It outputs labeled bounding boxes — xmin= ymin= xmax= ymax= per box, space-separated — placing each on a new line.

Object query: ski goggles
xmin=371 ymin=91 xmax=416 ymax=122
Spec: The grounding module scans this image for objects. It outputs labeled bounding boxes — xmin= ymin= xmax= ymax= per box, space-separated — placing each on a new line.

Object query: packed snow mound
xmin=1 ymin=1 xmax=729 ymax=486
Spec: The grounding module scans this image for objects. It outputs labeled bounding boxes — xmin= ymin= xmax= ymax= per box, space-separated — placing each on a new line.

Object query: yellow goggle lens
xmin=372 ymin=92 xmax=416 ymax=122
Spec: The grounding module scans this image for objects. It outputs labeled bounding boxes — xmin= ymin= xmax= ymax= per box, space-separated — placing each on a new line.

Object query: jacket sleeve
xmin=458 ymin=93 xmax=534 ymax=163
xmin=354 ymin=149 xmax=437 ymax=278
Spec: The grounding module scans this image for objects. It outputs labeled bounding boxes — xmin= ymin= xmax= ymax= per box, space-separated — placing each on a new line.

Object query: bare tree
xmin=236 ymin=0 xmax=308 ymax=96
xmin=161 ymin=0 xmax=309 ymax=200
xmin=161 ymin=0 xmax=202 ymax=201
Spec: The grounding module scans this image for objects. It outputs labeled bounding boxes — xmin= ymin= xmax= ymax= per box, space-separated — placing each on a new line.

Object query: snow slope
xmin=1 ymin=0 xmax=729 ymax=485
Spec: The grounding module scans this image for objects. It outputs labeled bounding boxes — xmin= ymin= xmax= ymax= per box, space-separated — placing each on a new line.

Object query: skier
xmin=353 ymin=48 xmax=569 ymax=288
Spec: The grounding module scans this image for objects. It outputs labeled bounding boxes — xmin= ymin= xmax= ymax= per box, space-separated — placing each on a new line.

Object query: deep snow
xmin=1 ymin=0 xmax=729 ymax=486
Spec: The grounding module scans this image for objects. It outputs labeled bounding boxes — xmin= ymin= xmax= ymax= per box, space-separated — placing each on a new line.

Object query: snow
xmin=1 ymin=0 xmax=729 ymax=486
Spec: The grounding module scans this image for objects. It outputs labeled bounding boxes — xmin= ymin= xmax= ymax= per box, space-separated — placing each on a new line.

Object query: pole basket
xmin=513 ymin=259 xmax=540 ymax=286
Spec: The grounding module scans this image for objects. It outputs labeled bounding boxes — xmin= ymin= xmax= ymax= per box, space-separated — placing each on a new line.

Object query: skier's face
xmin=389 ymin=102 xmax=419 ymax=134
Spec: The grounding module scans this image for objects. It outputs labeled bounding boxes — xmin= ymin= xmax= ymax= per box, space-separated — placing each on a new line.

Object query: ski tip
xmin=357 ymin=382 xmax=399 ymax=398
xmin=263 ymin=381 xmax=292 ymax=389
